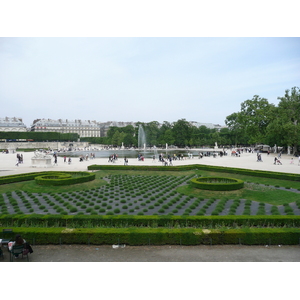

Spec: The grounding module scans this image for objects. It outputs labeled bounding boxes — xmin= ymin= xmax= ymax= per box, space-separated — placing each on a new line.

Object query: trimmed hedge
xmin=35 ymin=171 xmax=95 ymax=186
xmin=2 ymin=226 xmax=300 ymax=245
xmin=87 ymin=164 xmax=300 ymax=181
xmin=0 ymin=171 xmax=95 ymax=186
xmin=190 ymin=177 xmax=244 ymax=191
xmin=1 ymin=214 xmax=300 ymax=228
xmin=0 ymin=172 xmax=45 ymax=185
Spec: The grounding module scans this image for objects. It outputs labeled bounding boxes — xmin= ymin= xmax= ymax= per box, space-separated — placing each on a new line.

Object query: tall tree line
xmin=90 ymin=119 xmax=234 ymax=148
xmin=225 ymin=86 xmax=300 ymax=154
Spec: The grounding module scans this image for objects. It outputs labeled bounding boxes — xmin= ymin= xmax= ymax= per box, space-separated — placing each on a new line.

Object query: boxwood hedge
xmin=1 ymin=214 xmax=300 ymax=228
xmin=0 ymin=171 xmax=95 ymax=186
xmin=190 ymin=177 xmax=244 ymax=191
xmin=88 ymin=164 xmax=300 ymax=181
xmin=1 ymin=226 xmax=300 ymax=245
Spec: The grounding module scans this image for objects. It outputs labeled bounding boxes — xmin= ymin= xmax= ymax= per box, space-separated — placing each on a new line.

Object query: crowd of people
xmin=108 ymin=153 xmax=118 ymax=163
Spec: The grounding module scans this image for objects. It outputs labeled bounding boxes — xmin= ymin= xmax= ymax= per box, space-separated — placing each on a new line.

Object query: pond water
xmin=57 ymin=149 xmax=220 ymax=159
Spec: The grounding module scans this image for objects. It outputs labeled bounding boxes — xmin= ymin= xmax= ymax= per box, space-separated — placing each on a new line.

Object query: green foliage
xmin=190 ymin=177 xmax=244 ymax=191
xmin=1 ymin=226 xmax=300 ymax=245
xmin=225 ymin=86 xmax=300 ymax=149
xmin=0 ymin=131 xmax=79 ymax=141
xmin=35 ymin=171 xmax=95 ymax=186
xmin=1 ymin=214 xmax=300 ymax=228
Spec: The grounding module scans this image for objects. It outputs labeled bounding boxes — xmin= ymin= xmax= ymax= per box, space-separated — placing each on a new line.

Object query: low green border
xmin=34 ymin=171 xmax=95 ymax=186
xmin=1 ymin=227 xmax=300 ymax=245
xmin=190 ymin=177 xmax=244 ymax=191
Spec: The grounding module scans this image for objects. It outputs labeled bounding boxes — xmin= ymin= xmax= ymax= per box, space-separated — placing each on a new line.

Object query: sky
xmin=1 ymin=37 xmax=299 ymax=128
xmin=1 ymin=3 xmax=300 ymax=129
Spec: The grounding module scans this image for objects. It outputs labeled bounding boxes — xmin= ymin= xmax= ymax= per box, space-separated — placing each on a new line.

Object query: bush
xmin=34 ymin=171 xmax=95 ymax=186
xmin=190 ymin=177 xmax=244 ymax=191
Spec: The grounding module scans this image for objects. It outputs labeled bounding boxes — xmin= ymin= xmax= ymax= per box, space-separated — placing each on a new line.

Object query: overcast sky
xmin=1 ymin=37 xmax=299 ymax=127
xmin=1 ymin=1 xmax=299 ymax=128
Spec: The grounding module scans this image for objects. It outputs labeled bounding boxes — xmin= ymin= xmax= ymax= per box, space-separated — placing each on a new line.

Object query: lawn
xmin=0 ymin=169 xmax=300 ymax=216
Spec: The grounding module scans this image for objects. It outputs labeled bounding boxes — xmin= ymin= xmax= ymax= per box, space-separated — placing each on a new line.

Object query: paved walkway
xmin=1 ymin=150 xmax=300 ymax=176
xmin=1 ymin=244 xmax=299 ymax=262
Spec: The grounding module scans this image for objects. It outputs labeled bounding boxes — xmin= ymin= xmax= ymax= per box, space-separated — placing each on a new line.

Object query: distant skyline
xmin=1 ymin=38 xmax=299 ymax=127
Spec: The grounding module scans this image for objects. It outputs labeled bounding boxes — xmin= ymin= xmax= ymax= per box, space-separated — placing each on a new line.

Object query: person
xmin=8 ymin=234 xmax=32 ymax=258
xmin=298 ymin=156 xmax=300 ymax=166
xmin=257 ymin=153 xmax=263 ymax=162
xmin=124 ymin=157 xmax=128 ymax=165
xmin=274 ymin=157 xmax=277 ymax=164
xmin=290 ymin=158 xmax=294 ymax=164
xmin=53 ymin=154 xmax=58 ymax=166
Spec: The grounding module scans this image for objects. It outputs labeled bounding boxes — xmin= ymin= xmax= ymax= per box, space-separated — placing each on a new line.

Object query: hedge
xmin=34 ymin=171 xmax=95 ymax=186
xmin=87 ymin=164 xmax=300 ymax=181
xmin=190 ymin=177 xmax=244 ymax=191
xmin=2 ymin=227 xmax=300 ymax=245
xmin=0 ymin=171 xmax=95 ymax=186
xmin=1 ymin=214 xmax=300 ymax=228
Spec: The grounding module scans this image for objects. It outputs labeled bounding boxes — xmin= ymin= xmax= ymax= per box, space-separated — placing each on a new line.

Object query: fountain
xmin=153 ymin=145 xmax=158 ymax=160
xmin=138 ymin=125 xmax=146 ymax=150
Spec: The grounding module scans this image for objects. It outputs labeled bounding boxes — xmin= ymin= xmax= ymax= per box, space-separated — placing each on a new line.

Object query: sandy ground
xmin=1 ymin=150 xmax=300 ymax=176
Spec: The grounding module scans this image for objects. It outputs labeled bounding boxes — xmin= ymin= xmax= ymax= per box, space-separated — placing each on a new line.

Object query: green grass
xmin=0 ymin=175 xmax=106 ymax=194
xmin=177 ymin=183 xmax=300 ymax=206
xmin=1 ymin=169 xmax=300 ymax=212
xmin=194 ymin=169 xmax=300 ymax=190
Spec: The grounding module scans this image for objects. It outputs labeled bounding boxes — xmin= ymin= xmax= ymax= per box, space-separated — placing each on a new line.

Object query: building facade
xmin=31 ymin=119 xmax=101 ymax=138
xmin=1 ymin=117 xmax=226 ymax=137
xmin=0 ymin=117 xmax=27 ymax=132
xmin=190 ymin=121 xmax=224 ymax=131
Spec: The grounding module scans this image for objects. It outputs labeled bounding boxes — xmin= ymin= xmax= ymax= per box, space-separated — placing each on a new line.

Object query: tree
xmin=225 ymin=112 xmax=245 ymax=146
xmin=239 ymin=96 xmax=275 ymax=144
xmin=219 ymin=127 xmax=233 ymax=146
xmin=172 ymin=119 xmax=192 ymax=147
xmin=161 ymin=129 xmax=175 ymax=146
xmin=225 ymin=96 xmax=275 ymax=145
xmin=111 ymin=130 xmax=120 ymax=146
xmin=144 ymin=121 xmax=160 ymax=146
xmin=268 ymin=87 xmax=300 ymax=154
xmin=158 ymin=121 xmax=173 ymax=146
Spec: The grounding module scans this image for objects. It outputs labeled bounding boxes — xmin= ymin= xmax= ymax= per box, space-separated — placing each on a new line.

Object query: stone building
xmin=0 ymin=117 xmax=27 ymax=132
xmin=31 ymin=118 xmax=101 ymax=138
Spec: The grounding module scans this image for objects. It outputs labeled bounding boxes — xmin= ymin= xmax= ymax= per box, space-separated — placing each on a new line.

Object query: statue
xmin=32 ymin=150 xmax=53 ymax=168
xmin=214 ymin=142 xmax=218 ymax=149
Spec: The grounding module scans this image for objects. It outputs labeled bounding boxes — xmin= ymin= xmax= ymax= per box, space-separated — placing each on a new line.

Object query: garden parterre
xmin=1 ymin=172 xmax=300 ymax=216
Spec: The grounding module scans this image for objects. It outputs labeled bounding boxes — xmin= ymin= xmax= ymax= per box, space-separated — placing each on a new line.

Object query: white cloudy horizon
xmin=1 ymin=37 xmax=299 ymax=128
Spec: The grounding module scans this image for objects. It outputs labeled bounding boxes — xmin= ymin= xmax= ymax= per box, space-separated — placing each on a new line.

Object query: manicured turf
xmin=1 ymin=170 xmax=300 ymax=216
